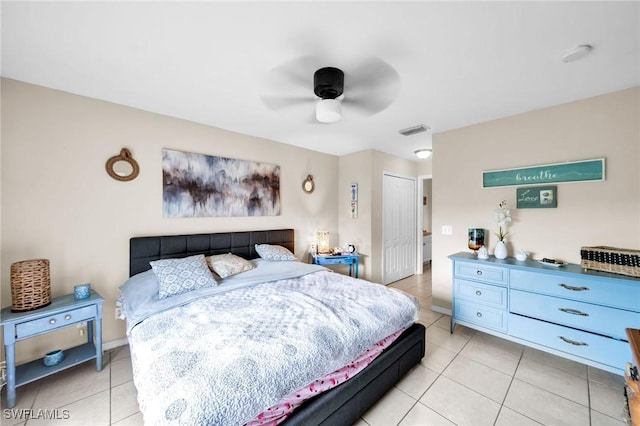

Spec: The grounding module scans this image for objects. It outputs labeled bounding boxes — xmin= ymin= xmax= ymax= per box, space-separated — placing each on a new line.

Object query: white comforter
xmin=126 ymin=265 xmax=418 ymax=425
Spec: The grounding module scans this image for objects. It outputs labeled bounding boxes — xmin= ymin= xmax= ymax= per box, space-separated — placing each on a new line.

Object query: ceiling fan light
xmin=414 ymin=149 xmax=432 ymax=159
xmin=316 ymin=99 xmax=342 ymax=123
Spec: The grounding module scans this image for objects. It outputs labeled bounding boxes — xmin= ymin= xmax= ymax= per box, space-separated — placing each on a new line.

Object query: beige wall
xmin=1 ymin=79 xmax=339 ymax=363
xmin=338 ymin=150 xmax=373 ymax=279
xmin=338 ymin=150 xmax=418 ymax=283
xmin=431 ymin=87 xmax=640 ymax=311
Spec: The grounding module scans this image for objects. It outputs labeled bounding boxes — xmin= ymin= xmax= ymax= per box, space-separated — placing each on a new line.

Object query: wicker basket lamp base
xmin=10 ymin=259 xmax=52 ymax=312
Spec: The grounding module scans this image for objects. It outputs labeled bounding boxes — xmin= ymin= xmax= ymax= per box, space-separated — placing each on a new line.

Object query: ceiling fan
xmin=313 ymin=67 xmax=344 ymax=123
xmin=260 ymin=57 xmax=399 ymax=123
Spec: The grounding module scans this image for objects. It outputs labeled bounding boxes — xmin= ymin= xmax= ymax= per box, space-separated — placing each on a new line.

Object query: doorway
xmin=382 ymin=173 xmax=416 ymax=284
xmin=416 ymin=174 xmax=433 ymax=275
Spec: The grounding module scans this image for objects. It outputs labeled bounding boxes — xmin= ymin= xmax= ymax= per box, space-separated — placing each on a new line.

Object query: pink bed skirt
xmin=246 ymin=327 xmax=406 ymax=425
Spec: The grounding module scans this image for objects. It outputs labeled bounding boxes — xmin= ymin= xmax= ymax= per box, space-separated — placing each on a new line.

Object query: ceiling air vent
xmin=399 ymin=124 xmax=430 ymax=136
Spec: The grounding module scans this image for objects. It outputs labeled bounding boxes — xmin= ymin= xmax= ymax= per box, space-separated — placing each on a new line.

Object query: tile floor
xmin=2 ymin=264 xmax=628 ymax=425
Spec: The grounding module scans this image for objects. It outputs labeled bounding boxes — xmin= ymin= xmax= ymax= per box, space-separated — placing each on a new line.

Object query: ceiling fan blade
xmin=261 ymin=56 xmax=326 ymax=111
xmin=261 ymin=95 xmax=312 ymax=111
xmin=343 ymin=57 xmax=400 ymax=116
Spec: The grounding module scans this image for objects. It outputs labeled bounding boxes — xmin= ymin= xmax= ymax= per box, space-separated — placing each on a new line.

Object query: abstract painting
xmin=162 ymin=149 xmax=281 ymax=217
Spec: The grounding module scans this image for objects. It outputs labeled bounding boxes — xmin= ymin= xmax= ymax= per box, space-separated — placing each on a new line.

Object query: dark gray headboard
xmin=129 ymin=229 xmax=295 ymax=276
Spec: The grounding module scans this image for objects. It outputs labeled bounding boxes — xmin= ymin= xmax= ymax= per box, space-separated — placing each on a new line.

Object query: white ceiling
xmin=2 ymin=1 xmax=639 ymax=161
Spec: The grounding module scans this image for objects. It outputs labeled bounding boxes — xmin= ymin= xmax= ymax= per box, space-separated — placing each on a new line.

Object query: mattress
xmin=119 ymin=258 xmax=419 ymax=425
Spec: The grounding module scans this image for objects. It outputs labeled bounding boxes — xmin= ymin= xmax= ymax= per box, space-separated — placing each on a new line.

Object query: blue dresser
xmin=450 ymin=252 xmax=640 ymax=375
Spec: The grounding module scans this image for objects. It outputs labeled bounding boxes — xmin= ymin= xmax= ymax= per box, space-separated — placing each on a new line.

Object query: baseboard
xmin=431 ymin=305 xmax=452 ymax=316
xmin=103 ymin=337 xmax=129 ymax=351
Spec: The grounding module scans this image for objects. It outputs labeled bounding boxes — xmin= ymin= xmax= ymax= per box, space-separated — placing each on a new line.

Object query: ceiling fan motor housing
xmin=314 ymin=67 xmax=344 ymax=99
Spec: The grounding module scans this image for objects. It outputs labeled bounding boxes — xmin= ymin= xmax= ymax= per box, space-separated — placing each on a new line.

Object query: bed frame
xmin=129 ymin=228 xmax=426 ymax=425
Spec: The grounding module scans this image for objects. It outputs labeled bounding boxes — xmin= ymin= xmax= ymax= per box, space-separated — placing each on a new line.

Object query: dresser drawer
xmin=16 ymin=305 xmax=97 ymax=339
xmin=454 ymin=300 xmax=507 ymax=332
xmin=509 ymin=313 xmax=632 ymax=370
xmin=510 ymin=290 xmax=640 ymax=340
xmin=510 ymin=269 xmax=640 ymax=311
xmin=455 ymin=262 xmax=507 ymax=286
xmin=455 ymin=279 xmax=507 ymax=309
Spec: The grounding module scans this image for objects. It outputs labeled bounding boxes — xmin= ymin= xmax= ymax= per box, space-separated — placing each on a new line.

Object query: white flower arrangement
xmin=493 ymin=200 xmax=512 ymax=241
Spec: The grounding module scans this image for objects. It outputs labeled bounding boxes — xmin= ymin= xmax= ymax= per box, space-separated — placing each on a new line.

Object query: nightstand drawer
xmin=454 ymin=300 xmax=507 ymax=332
xmin=455 ymin=262 xmax=507 ymax=285
xmin=316 ymin=257 xmax=353 ymax=266
xmin=16 ymin=305 xmax=97 ymax=339
xmin=454 ymin=279 xmax=507 ymax=309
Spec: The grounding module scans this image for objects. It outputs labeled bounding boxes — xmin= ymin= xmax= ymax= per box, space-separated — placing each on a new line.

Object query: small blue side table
xmin=1 ymin=291 xmax=104 ymax=408
xmin=312 ymin=253 xmax=360 ymax=278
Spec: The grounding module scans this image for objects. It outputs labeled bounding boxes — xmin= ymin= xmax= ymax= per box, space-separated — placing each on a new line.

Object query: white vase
xmin=494 ymin=241 xmax=508 ymax=259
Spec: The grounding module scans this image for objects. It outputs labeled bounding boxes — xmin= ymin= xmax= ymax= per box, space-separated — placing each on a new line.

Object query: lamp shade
xmin=316 ymin=99 xmax=342 ymax=123
xmin=316 ymin=231 xmax=331 ymax=254
xmin=414 ymin=149 xmax=432 ymax=159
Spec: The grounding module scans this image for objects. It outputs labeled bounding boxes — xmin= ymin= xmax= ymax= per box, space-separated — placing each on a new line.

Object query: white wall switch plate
xmin=442 ymin=225 xmax=453 ymax=235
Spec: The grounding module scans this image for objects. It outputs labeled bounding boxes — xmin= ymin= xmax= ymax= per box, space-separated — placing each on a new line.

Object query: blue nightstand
xmin=312 ymin=253 xmax=360 ymax=278
xmin=1 ymin=291 xmax=104 ymax=408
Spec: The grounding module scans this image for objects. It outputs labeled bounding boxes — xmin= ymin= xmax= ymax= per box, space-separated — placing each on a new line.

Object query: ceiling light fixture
xmin=316 ymin=98 xmax=342 ymax=123
xmin=399 ymin=124 xmax=430 ymax=136
xmin=414 ymin=149 xmax=432 ymax=159
xmin=562 ymin=45 xmax=592 ymax=62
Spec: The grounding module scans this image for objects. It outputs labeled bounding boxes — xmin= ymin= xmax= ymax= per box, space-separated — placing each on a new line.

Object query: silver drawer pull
xmin=559 ymin=336 xmax=588 ymax=346
xmin=476 ymin=312 xmax=482 ymax=317
xmin=476 ymin=270 xmax=483 ymax=276
xmin=49 ymin=319 xmax=56 ymax=325
xmin=475 ymin=290 xmax=482 ymax=296
xmin=64 ymin=314 xmax=72 ymax=320
xmin=559 ymin=283 xmax=589 ymax=292
xmin=559 ymin=308 xmax=589 ymax=316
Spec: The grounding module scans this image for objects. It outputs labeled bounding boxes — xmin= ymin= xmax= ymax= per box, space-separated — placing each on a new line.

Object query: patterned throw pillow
xmin=255 ymin=244 xmax=297 ymax=261
xmin=150 ymin=254 xmax=219 ymax=299
xmin=205 ymin=253 xmax=255 ymax=278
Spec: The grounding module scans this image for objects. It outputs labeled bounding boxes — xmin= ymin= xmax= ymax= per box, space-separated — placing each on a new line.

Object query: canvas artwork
xmin=162 ymin=149 xmax=281 ymax=217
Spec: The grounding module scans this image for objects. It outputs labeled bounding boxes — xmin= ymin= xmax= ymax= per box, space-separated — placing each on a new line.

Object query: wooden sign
xmin=516 ymin=186 xmax=557 ymax=209
xmin=483 ymin=158 xmax=604 ymax=188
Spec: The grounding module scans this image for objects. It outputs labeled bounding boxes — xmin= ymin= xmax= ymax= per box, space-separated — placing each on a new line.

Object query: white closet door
xmin=383 ymin=173 xmax=416 ymax=284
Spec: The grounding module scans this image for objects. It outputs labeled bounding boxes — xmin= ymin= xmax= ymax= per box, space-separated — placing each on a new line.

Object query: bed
xmin=121 ymin=228 xmax=426 ymax=425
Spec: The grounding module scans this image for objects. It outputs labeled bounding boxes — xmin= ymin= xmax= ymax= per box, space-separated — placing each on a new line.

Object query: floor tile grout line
xmin=521 ymin=351 xmax=590 ymax=381
xmin=492 ymin=346 xmax=529 ymax=426
xmin=108 ymin=350 xmax=113 ymax=426
xmin=513 ymin=366 xmax=592 ymax=410
xmin=586 ymin=366 xmax=592 ymax=426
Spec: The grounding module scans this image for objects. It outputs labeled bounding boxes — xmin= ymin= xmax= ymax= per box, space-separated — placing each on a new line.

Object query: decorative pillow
xmin=206 ymin=253 xmax=255 ymax=278
xmin=150 ymin=254 xmax=219 ymax=299
xmin=255 ymin=244 xmax=297 ymax=261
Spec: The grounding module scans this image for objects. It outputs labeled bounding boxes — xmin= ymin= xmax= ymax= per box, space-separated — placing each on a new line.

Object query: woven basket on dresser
xmin=10 ymin=259 xmax=52 ymax=312
xmin=580 ymin=246 xmax=640 ymax=278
